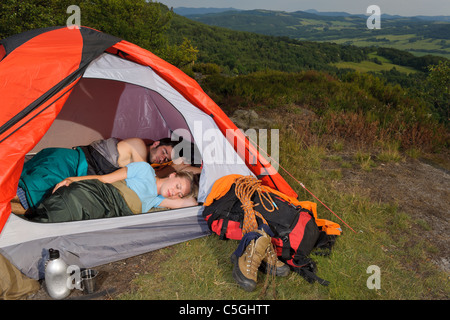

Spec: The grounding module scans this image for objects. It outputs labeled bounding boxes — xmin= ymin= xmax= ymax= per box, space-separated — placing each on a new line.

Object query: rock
xmin=230 ymin=109 xmax=273 ymax=130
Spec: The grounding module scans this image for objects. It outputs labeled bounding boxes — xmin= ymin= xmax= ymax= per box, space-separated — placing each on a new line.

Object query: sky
xmin=158 ymin=0 xmax=450 ymax=17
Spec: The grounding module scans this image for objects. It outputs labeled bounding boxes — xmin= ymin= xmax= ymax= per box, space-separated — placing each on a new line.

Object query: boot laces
xmin=245 ymin=241 xmax=265 ymax=275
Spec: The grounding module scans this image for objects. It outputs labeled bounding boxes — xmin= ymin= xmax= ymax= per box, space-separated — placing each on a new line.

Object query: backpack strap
xmin=291 ymin=260 xmax=330 ymax=286
xmin=218 ymin=216 xmax=229 ymax=240
xmin=278 ymin=206 xmax=315 ymax=261
xmin=281 ymin=235 xmax=291 ymax=260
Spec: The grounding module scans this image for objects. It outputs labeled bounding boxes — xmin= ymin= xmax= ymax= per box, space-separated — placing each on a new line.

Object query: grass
xmin=332 ymin=54 xmax=418 ymax=74
xmin=377 ymin=141 xmax=404 ymax=163
xmin=117 ymin=128 xmax=449 ymax=300
xmin=354 ymin=151 xmax=376 ymax=171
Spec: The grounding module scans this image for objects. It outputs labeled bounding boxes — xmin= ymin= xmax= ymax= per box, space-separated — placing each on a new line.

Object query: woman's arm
xmin=52 ymin=167 xmax=128 ymax=193
xmin=159 ymin=196 xmax=198 ymax=209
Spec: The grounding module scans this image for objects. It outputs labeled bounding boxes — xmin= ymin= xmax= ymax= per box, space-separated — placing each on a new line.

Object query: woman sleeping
xmin=17 ymin=137 xmax=201 ymax=210
xmin=23 ymin=162 xmax=199 ymax=223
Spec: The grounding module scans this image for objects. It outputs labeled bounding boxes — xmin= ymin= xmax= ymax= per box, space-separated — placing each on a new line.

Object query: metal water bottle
xmin=45 ymin=248 xmax=71 ymax=299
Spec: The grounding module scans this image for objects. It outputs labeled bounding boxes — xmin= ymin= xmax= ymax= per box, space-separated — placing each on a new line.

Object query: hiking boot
xmin=231 ymin=233 xmax=271 ymax=291
xmin=259 ymin=246 xmax=291 ymax=277
xmin=254 ymin=228 xmax=291 ymax=277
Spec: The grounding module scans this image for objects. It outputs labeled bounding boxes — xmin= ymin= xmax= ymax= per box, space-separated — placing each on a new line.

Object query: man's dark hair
xmin=158 ymin=137 xmax=200 ymax=165
xmin=157 ymin=137 xmax=180 ymax=148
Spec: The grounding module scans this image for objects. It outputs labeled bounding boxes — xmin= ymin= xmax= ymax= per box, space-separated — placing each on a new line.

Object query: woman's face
xmin=160 ymin=176 xmax=190 ymax=199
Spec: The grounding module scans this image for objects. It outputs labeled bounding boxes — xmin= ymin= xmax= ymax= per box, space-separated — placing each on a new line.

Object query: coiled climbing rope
xmin=234 ymin=176 xmax=278 ymax=235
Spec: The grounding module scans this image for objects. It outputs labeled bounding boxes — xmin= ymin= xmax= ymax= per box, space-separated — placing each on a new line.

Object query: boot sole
xmin=230 ymin=253 xmax=257 ymax=292
xmin=259 ymin=260 xmax=291 ymax=277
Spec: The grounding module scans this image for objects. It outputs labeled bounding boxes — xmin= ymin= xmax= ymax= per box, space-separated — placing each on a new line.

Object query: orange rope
xmin=234 ymin=176 xmax=277 ymax=235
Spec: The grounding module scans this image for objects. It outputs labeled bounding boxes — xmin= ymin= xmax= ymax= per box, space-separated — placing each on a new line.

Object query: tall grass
xmin=118 ymin=128 xmax=448 ymax=300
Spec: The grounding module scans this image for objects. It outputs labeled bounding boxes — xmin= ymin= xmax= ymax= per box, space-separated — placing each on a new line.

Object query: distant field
xmin=186 ymin=9 xmax=450 ymax=60
xmin=324 ymin=35 xmax=450 ymax=59
xmin=331 ymin=52 xmax=419 ymax=74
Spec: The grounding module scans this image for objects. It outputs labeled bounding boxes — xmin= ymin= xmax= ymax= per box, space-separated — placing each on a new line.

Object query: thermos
xmin=44 ymin=248 xmax=71 ymax=299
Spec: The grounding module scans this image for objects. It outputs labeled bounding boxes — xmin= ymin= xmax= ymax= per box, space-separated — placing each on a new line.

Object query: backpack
xmin=202 ymin=175 xmax=341 ymax=285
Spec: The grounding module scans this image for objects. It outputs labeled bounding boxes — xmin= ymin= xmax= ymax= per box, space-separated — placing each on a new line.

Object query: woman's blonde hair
xmin=174 ymin=171 xmax=199 ymax=199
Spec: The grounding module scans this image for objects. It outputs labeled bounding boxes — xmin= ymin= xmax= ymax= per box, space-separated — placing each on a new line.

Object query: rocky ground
xmin=334 ymin=154 xmax=449 ymax=273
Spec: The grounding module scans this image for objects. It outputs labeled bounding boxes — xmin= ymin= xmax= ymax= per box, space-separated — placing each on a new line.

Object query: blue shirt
xmin=125 ymin=162 xmax=165 ymax=212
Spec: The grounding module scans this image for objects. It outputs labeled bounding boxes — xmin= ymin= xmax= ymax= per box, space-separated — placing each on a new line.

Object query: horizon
xmin=171 ymin=6 xmax=450 ymax=17
xmin=159 ymin=1 xmax=450 ymax=17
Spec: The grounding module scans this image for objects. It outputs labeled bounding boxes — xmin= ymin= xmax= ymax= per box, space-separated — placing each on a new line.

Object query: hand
xmin=53 ymin=178 xmax=73 ymax=193
xmin=171 ymin=157 xmax=190 ymax=171
xmin=172 ymin=157 xmax=187 ymax=165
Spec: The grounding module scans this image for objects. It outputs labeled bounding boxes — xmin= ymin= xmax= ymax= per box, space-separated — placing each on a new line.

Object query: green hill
xmin=166 ymin=12 xmax=368 ymax=75
xmin=167 ymin=11 xmax=446 ymax=76
xmin=167 ymin=10 xmax=447 ymax=96
xmin=184 ymin=9 xmax=450 ymax=59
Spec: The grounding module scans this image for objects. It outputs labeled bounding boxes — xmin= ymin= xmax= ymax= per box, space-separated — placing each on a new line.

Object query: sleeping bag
xmin=29 ymin=180 xmax=134 ymax=223
xmin=18 ymin=147 xmax=88 ymax=208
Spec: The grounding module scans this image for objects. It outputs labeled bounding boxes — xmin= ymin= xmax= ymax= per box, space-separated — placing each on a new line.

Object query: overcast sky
xmin=159 ymin=0 xmax=450 ymax=16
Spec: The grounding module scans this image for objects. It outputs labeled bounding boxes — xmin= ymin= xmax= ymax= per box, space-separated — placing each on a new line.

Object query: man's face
xmin=160 ymin=175 xmax=191 ymax=199
xmin=149 ymin=143 xmax=173 ymax=164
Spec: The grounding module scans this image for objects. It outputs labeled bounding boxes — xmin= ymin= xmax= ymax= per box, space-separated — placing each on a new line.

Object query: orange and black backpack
xmin=202 ymin=175 xmax=341 ymax=285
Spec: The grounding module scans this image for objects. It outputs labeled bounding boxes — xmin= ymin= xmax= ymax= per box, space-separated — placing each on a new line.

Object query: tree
xmin=0 ymin=0 xmax=66 ymax=38
xmin=162 ymin=38 xmax=198 ymax=68
xmin=427 ymin=60 xmax=450 ymax=122
xmin=0 ymin=0 xmax=197 ymax=67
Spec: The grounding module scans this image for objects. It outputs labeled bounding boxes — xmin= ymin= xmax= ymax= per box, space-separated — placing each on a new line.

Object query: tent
xmin=0 ymin=26 xmax=297 ymax=280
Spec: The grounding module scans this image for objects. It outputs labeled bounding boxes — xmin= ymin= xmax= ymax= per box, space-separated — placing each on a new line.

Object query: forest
xmin=185 ymin=9 xmax=450 ymax=57
xmin=1 ymin=0 xmax=448 ymax=152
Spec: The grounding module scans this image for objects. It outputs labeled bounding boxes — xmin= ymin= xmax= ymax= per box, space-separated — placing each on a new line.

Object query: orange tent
xmin=0 ymin=26 xmax=296 ymax=236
